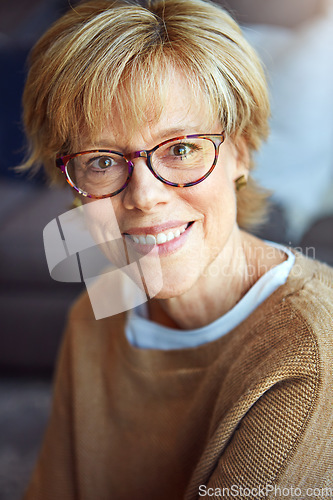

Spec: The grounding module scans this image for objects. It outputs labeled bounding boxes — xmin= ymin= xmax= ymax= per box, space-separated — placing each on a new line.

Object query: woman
xmin=22 ymin=0 xmax=333 ymax=498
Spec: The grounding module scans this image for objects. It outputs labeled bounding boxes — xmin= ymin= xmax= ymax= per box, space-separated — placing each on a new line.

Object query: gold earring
xmin=235 ymin=175 xmax=247 ymax=191
xmin=72 ymin=196 xmax=83 ymax=208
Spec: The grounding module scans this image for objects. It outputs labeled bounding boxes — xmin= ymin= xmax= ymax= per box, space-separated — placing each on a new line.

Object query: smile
xmin=124 ymin=222 xmax=193 ymax=246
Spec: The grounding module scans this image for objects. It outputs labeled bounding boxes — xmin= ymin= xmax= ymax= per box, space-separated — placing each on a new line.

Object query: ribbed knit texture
xmin=23 ymin=250 xmax=333 ymax=500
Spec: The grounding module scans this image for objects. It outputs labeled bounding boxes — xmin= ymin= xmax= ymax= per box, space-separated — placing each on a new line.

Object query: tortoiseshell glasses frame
xmin=56 ymin=132 xmax=225 ymax=199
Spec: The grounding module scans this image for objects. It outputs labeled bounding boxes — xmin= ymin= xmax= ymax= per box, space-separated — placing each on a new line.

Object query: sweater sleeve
xmin=202 ymin=375 xmax=332 ymax=499
xmin=198 ymin=264 xmax=333 ymax=499
xmin=23 ymin=323 xmax=78 ymax=500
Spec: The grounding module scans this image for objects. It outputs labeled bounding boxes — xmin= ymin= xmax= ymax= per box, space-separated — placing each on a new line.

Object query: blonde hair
xmin=22 ymin=0 xmax=271 ymax=229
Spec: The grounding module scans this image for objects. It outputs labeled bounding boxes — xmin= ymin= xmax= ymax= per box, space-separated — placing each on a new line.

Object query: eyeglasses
xmin=56 ymin=133 xmax=225 ymax=199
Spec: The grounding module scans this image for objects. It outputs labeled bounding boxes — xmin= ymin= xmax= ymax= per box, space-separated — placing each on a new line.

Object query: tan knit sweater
xmin=24 ymin=251 xmax=333 ymax=500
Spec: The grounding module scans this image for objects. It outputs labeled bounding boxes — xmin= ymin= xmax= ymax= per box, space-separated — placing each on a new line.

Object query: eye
xmin=91 ymin=156 xmax=114 ymax=170
xmin=170 ymin=143 xmax=191 ymax=157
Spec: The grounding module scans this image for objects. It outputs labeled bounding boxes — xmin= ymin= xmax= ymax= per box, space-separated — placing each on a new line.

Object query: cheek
xmin=189 ymin=166 xmax=237 ymax=229
xmin=82 ymin=199 xmax=120 ymax=235
xmin=80 ymin=198 xmax=127 ymax=264
xmin=191 ymin=173 xmax=238 ymax=264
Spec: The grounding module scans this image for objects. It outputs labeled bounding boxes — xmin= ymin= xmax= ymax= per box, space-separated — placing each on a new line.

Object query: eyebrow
xmin=95 ymin=126 xmax=202 ymax=151
xmin=155 ymin=127 xmax=190 ymax=140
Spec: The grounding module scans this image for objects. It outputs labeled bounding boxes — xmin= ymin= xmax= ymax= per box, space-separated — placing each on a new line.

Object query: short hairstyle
xmin=22 ymin=0 xmax=271 ymax=229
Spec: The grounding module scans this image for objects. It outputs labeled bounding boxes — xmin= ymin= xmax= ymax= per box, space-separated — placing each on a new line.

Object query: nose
xmin=122 ymin=156 xmax=171 ymax=212
xmin=128 ymin=150 xmax=148 ymax=161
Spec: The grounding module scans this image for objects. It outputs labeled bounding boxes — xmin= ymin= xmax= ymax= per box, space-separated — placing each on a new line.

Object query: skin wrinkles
xmin=80 ymin=71 xmax=286 ymax=330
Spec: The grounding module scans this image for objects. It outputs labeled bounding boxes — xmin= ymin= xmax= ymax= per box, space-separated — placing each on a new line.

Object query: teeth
xmin=146 ymin=235 xmax=156 ymax=245
xmin=128 ymin=224 xmax=189 ymax=245
xmin=156 ymin=233 xmax=167 ymax=244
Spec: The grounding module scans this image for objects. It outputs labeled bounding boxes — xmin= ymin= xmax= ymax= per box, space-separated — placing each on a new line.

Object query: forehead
xmin=80 ymin=68 xmax=218 ymax=149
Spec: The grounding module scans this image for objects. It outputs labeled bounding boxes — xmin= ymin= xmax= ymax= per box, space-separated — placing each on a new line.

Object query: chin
xmin=153 ymin=288 xmax=183 ymax=300
xmin=150 ymin=267 xmax=200 ymax=300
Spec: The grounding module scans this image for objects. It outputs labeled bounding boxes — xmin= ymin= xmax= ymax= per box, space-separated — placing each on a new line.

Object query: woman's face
xmin=80 ymin=74 xmax=248 ymax=299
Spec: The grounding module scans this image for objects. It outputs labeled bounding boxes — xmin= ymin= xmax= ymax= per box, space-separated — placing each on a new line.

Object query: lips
xmin=123 ymin=222 xmax=194 ymax=246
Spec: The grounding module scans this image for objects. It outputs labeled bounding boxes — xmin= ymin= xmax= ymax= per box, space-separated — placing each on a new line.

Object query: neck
xmin=148 ymin=229 xmax=286 ymax=330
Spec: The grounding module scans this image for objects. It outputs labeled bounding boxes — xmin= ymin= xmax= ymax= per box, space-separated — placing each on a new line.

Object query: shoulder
xmin=268 ymin=252 xmax=333 ymax=486
xmin=62 ymin=288 xmax=128 ymax=358
xmin=264 ymin=249 xmax=333 ymax=329
xmin=235 ymin=250 xmax=333 ymax=416
xmin=254 ymin=250 xmax=333 ymax=437
xmin=261 ymin=249 xmax=333 ymax=372
xmin=285 ymin=251 xmax=333 ymax=386
xmin=288 ymin=249 xmax=333 ymax=297
xmin=71 ymin=289 xmax=128 ymax=328
xmin=279 ymin=250 xmax=333 ymax=338
xmin=205 ymin=252 xmax=333 ymax=489
xmin=69 ymin=289 xmax=97 ymax=321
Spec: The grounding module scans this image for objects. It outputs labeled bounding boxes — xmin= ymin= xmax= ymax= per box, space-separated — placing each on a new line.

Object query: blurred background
xmin=0 ymin=0 xmax=332 ymax=498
